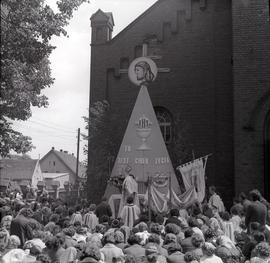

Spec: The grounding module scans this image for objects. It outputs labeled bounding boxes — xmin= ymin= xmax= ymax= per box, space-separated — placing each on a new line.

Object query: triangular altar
xmin=105 ymin=86 xmax=181 ymax=197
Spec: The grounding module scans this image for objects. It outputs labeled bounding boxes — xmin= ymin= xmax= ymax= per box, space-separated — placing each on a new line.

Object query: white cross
xmin=119 ymin=43 xmax=170 ymax=74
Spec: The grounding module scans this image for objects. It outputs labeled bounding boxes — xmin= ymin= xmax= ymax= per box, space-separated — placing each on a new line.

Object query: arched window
xmin=154 ymin=107 xmax=173 ymax=144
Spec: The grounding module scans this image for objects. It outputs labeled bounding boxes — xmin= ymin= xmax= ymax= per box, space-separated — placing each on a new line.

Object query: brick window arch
xmin=154 ymin=106 xmax=173 ymax=144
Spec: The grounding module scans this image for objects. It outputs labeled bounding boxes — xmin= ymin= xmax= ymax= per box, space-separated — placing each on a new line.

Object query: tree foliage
xmin=83 ymin=101 xmax=126 ymax=203
xmin=0 ymin=0 xmax=88 ymax=157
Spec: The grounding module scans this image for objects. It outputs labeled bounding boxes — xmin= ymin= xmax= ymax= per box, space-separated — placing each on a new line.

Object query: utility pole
xmin=76 ymin=128 xmax=80 ymax=199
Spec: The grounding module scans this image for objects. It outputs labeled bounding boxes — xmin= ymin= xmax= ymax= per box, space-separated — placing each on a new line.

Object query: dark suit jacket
xmin=245 ymin=201 xmax=267 ymax=228
xmin=10 ymin=215 xmax=33 ymax=246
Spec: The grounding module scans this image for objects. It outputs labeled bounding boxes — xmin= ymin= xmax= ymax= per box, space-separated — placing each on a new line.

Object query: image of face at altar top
xmin=128 ymin=57 xmax=158 ymax=86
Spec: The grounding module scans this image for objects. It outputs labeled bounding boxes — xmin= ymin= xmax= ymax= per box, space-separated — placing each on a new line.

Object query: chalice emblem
xmin=135 ymin=115 xmax=152 ymax=150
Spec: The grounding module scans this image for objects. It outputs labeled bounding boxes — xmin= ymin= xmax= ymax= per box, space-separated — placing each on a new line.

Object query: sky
xmin=13 ymin=0 xmax=157 ymax=162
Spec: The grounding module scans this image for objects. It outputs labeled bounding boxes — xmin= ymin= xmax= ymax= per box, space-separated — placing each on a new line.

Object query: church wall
xmin=90 ymin=0 xmax=235 ymax=205
xmin=232 ymin=0 xmax=270 ymax=196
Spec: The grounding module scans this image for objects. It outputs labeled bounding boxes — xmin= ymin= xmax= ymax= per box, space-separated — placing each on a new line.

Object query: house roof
xmin=0 ymin=159 xmax=38 ymax=181
xmin=40 ymin=148 xmax=86 ymax=178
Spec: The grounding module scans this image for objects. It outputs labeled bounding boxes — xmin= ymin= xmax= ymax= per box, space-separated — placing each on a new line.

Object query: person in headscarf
xmin=163 ymin=233 xmax=177 ymax=250
xmin=230 ymin=205 xmax=242 ymax=234
xmin=78 ymin=244 xmax=102 ymax=263
xmin=144 ymin=242 xmax=162 ymax=263
xmin=60 ymin=246 xmax=77 ymax=263
xmin=135 ymin=222 xmax=150 ymax=245
xmin=114 ymin=231 xmax=126 ymax=250
xmin=250 ymin=242 xmax=270 ymax=263
xmin=5 ymin=235 xmax=21 ymax=252
xmin=0 ymin=227 xmax=9 ymax=256
xmin=1 ymin=214 xmax=12 ymax=231
xmin=200 ymin=242 xmax=223 ymax=263
xmin=1 ymin=248 xmax=36 ymax=263
xmin=63 ymin=227 xmax=77 ymax=248
xmin=36 ymin=253 xmax=52 ymax=263
xmin=215 ymin=235 xmax=242 ymax=263
xmin=208 ymin=186 xmax=225 ymax=213
xmin=208 ymin=217 xmax=224 ymax=237
xmin=100 ymin=232 xmax=124 ymax=263
xmin=43 ymin=236 xmax=66 ymax=263
xmin=220 ymin=211 xmax=235 ymax=243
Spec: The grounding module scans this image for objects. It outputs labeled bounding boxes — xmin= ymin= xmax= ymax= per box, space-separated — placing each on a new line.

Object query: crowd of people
xmin=0 ymin=186 xmax=270 ymax=263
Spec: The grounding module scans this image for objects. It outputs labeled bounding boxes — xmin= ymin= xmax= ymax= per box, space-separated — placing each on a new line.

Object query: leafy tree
xmin=82 ymin=101 xmax=126 ymax=203
xmin=0 ymin=0 xmax=89 ymax=157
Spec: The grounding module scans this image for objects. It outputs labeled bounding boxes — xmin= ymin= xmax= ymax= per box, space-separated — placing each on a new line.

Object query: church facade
xmin=88 ymin=0 xmax=270 ymax=205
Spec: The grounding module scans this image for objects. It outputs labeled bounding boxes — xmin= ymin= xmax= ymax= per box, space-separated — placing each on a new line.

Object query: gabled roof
xmin=0 ymin=159 xmax=38 ymax=181
xmin=40 ymin=149 xmax=86 ymax=178
xmin=109 ymin=0 xmax=160 ymax=43
xmin=90 ymin=9 xmax=114 ymax=27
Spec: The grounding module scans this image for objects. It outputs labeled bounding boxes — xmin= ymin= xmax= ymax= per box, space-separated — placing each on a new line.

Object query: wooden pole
xmin=169 ymin=173 xmax=172 ymax=210
xmin=148 ymin=176 xmax=151 ymax=222
xmin=76 ymin=128 xmax=80 ymax=199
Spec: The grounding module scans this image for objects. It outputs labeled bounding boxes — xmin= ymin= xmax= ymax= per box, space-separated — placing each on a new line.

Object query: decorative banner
xmin=177 ymin=157 xmax=208 ymax=203
xmin=128 ymin=57 xmax=158 ymax=86
xmin=105 ymin=86 xmax=181 ymax=197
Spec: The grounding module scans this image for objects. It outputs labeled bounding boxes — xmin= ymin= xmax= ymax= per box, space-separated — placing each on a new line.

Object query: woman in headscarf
xmin=1 ymin=215 xmax=12 ymax=231
xmin=220 ymin=211 xmax=235 ymax=243
xmin=43 ymin=236 xmax=66 ymax=263
xmin=0 ymin=227 xmax=10 ymax=256
xmin=201 ymin=242 xmax=223 ymax=263
xmin=209 ymin=217 xmax=224 ymax=237
xmin=249 ymin=242 xmax=270 ymax=263
xmin=114 ymin=231 xmax=126 ymax=250
xmin=60 ymin=246 xmax=77 ymax=263
xmin=215 ymin=235 xmax=242 ymax=263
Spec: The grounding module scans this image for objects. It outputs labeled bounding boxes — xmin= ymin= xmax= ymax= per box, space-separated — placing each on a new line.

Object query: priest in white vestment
xmin=118 ymin=165 xmax=139 ymax=217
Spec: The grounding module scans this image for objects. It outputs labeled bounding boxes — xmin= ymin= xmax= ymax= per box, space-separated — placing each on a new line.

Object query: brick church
xmin=88 ymin=0 xmax=270 ymax=205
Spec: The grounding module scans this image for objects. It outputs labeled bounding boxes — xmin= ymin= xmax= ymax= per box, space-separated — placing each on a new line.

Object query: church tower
xmin=90 ymin=9 xmax=114 ymax=45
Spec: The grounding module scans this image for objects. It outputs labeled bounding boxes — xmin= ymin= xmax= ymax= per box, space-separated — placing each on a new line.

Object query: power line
xmin=27 ymin=119 xmax=77 ymax=134
xmin=12 ymin=123 xmax=76 ymax=140
xmin=31 ymin=116 xmax=79 ymax=131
